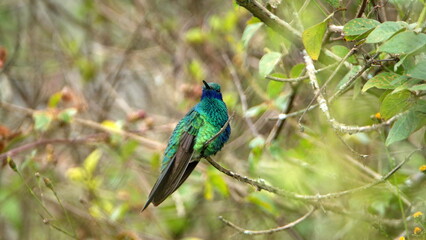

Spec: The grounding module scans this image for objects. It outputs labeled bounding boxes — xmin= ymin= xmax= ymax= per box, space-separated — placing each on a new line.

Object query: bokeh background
xmin=0 ymin=0 xmax=425 ymax=239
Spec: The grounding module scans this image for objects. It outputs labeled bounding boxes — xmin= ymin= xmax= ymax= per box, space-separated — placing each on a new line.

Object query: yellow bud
xmin=413 ymin=211 xmax=423 ymax=218
xmin=414 ymin=227 xmax=422 ymax=234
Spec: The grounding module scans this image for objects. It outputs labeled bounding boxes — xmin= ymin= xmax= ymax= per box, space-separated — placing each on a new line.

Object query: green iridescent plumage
xmin=142 ymin=81 xmax=231 ymax=210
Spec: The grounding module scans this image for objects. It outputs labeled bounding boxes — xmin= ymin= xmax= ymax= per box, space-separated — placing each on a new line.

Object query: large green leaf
xmin=242 ymin=22 xmax=263 ymax=47
xmin=259 ymin=52 xmax=282 ymax=78
xmin=362 ymin=72 xmax=407 ymax=92
xmin=406 ymin=59 xmax=426 ymax=80
xmin=366 ymin=21 xmax=406 ymax=43
xmin=380 ymin=90 xmax=415 ymax=119
xmin=343 ymin=18 xmax=380 ymax=41
xmin=386 ymin=101 xmax=426 ymax=145
xmin=378 ymin=32 xmax=426 ymax=54
xmin=302 ymin=21 xmax=327 ymax=60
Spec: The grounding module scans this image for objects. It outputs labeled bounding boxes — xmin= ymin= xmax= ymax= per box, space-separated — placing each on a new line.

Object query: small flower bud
xmin=414 ymin=227 xmax=422 ymax=234
xmin=7 ymin=157 xmax=17 ymax=172
xmin=43 ymin=177 xmax=53 ymax=190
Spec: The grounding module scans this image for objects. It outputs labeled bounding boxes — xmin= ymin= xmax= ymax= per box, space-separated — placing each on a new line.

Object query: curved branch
xmin=235 ymin=0 xmax=301 ymax=40
xmin=219 ymin=208 xmax=315 ymax=235
xmin=0 ymin=135 xmax=106 ymax=165
xmin=205 ymin=149 xmax=418 ymax=201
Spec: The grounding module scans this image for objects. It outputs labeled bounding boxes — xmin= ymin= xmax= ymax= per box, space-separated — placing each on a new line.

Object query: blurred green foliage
xmin=0 ymin=0 xmax=425 ymax=239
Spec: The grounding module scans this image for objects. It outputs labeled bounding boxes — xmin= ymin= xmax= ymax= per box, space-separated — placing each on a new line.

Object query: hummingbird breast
xmin=193 ymin=98 xmax=230 ymax=157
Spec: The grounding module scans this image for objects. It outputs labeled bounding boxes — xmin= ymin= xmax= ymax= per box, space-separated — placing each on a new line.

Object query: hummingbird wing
xmin=142 ymin=110 xmax=202 ymax=211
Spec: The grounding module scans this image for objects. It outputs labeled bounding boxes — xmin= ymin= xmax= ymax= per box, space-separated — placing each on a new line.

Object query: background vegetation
xmin=0 ymin=0 xmax=425 ymax=239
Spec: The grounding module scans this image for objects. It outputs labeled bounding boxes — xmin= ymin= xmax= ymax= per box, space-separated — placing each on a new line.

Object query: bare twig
xmin=205 ymin=149 xmax=417 ymax=201
xmin=219 ymin=208 xmax=315 ymax=235
xmin=235 ymin=0 xmax=301 ymax=40
xmin=298 ymin=45 xmax=359 ymax=128
xmin=0 ymin=135 xmax=106 ymax=164
xmin=301 ymin=51 xmax=397 ymax=133
xmin=269 ymin=60 xmax=370 ymax=122
xmin=0 ymin=102 xmax=165 ymax=150
xmin=222 ymin=54 xmax=261 ymax=137
xmin=266 ymin=64 xmax=336 ymax=83
xmin=356 ymin=0 xmax=368 ymax=17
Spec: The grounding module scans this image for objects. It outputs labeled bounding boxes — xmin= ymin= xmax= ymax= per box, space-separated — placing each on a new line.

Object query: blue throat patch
xmin=201 ymin=89 xmax=223 ymax=100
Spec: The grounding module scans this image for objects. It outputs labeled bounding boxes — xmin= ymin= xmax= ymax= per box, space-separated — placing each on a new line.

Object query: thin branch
xmin=222 ymin=54 xmax=261 ymax=137
xmin=205 ymin=149 xmax=417 ymax=201
xmin=298 ymin=45 xmax=359 ymax=128
xmin=329 ymin=24 xmax=344 ymax=33
xmin=268 ymin=61 xmax=370 ymax=122
xmin=356 ymin=0 xmax=368 ymax=17
xmin=0 ymin=101 xmax=165 ymax=150
xmin=266 ymin=64 xmax=336 ymax=83
xmin=266 ymin=74 xmax=308 ymax=82
xmin=236 ymin=0 xmax=355 ymax=72
xmin=235 ymin=0 xmax=301 ymax=39
xmin=219 ymin=208 xmax=315 ymax=235
xmin=0 ymin=135 xmax=106 ymax=165
xmin=301 ymin=51 xmax=396 ymax=133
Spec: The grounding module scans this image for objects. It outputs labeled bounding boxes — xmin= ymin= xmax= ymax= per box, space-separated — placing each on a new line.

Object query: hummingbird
xmin=142 ymin=81 xmax=231 ymax=211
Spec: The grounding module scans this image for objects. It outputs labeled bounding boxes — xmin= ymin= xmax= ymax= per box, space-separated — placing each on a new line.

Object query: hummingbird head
xmin=201 ymin=81 xmax=223 ymax=100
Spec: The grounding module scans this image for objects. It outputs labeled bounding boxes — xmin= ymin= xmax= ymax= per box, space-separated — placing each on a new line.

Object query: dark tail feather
xmin=141 ymin=132 xmax=196 ymax=211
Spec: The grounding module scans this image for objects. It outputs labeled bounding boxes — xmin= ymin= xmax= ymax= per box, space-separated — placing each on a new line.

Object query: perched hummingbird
xmin=142 ymin=81 xmax=231 ymax=210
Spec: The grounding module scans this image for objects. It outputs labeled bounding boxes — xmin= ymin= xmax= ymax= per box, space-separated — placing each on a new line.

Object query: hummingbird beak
xmin=202 ymin=80 xmax=211 ymax=89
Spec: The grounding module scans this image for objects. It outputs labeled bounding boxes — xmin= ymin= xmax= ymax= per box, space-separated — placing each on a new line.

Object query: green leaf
xmin=245 ymin=103 xmax=268 ymax=118
xmin=302 ymin=21 xmax=327 ymax=60
xmin=290 ymin=63 xmax=305 ymax=78
xmin=406 ymin=59 xmax=426 ymax=80
xmin=325 ymin=0 xmax=340 ymax=7
xmin=409 ymin=84 xmax=426 ymax=91
xmin=249 ymin=136 xmax=266 ymax=149
xmin=343 ymin=18 xmax=380 ymax=41
xmin=120 ymin=140 xmax=139 ymax=160
xmin=83 ymin=149 xmax=102 ymax=176
xmin=57 ymin=108 xmax=77 ymax=123
xmin=362 ymin=72 xmax=407 ymax=92
xmin=48 ymin=92 xmax=62 ymax=108
xmin=188 ymin=60 xmax=206 ymax=81
xmin=386 ymin=104 xmax=426 ymax=146
xmin=204 ymin=180 xmax=213 ymax=200
xmin=33 ymin=111 xmax=53 ymax=132
xmin=259 ymin=52 xmax=282 ymax=78
xmin=185 ymin=28 xmax=206 ymax=43
xmin=267 ymin=80 xmax=285 ymax=98
xmin=380 ymin=90 xmax=415 ymax=119
xmin=67 ymin=167 xmax=86 ymax=182
xmin=331 ymin=45 xmax=357 ymax=64
xmin=242 ymin=22 xmax=263 ymax=47
xmin=366 ymin=21 xmax=406 ymax=43
xmin=378 ymin=32 xmax=426 ymax=54
xmin=246 ymin=192 xmax=278 ymax=215
xmin=391 ymin=78 xmax=422 ymax=93
xmin=207 ymin=167 xmax=229 ymax=197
